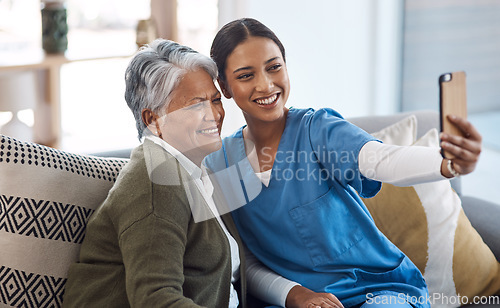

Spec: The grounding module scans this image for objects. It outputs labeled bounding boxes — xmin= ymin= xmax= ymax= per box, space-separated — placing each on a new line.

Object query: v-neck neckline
xmin=235 ymin=108 xmax=294 ymax=187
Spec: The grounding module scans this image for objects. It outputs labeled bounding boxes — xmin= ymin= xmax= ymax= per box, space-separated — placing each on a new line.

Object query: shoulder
xmin=302 ymin=107 xmax=376 ymax=147
xmin=287 ymin=107 xmax=345 ymax=128
xmin=100 ymin=141 xmax=192 ymax=231
xmin=302 ymin=107 xmax=344 ymax=121
xmin=288 ymin=106 xmax=344 ymax=120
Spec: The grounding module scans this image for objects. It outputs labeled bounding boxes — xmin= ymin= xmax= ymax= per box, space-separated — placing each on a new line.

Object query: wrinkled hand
xmin=286 ymin=285 xmax=344 ymax=308
xmin=440 ymin=115 xmax=482 ymax=176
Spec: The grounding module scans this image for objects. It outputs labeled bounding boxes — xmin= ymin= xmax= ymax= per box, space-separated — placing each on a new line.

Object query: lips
xmin=197 ymin=127 xmax=220 ymax=136
xmin=255 ymin=93 xmax=279 ymax=105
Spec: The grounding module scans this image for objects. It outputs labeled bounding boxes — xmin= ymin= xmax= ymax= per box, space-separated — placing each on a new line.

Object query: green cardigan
xmin=63 ymin=139 xmax=247 ymax=308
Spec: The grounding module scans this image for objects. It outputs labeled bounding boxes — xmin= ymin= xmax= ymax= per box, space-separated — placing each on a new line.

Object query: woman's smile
xmin=197 ymin=126 xmax=220 ymax=136
xmin=254 ymin=93 xmax=280 ymax=107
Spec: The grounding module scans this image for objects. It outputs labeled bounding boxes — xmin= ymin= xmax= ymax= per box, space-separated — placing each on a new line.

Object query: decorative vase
xmin=41 ymin=1 xmax=68 ymax=54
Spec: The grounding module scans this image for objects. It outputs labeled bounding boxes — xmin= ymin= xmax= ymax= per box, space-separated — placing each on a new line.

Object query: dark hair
xmin=210 ymin=18 xmax=286 ymax=83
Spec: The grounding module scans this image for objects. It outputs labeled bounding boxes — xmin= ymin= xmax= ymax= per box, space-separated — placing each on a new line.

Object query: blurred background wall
xmin=1 ymin=0 xmax=499 ymax=202
xmin=0 ymin=0 xmax=498 ymax=151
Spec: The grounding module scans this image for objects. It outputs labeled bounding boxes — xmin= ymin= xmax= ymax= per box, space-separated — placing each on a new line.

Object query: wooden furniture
xmin=0 ymin=50 xmax=131 ymax=148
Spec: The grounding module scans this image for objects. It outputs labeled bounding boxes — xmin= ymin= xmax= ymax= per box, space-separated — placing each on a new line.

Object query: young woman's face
xmin=222 ymin=36 xmax=290 ymax=123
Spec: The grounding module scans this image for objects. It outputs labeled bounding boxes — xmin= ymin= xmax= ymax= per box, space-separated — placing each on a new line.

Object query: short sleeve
xmin=308 ymin=108 xmax=381 ymax=198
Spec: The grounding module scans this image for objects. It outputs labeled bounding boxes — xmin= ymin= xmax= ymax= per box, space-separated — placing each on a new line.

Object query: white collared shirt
xmin=145 ymin=135 xmax=240 ymax=307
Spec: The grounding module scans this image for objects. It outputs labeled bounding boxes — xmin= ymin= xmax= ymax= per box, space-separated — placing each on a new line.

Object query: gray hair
xmin=125 ymin=39 xmax=218 ymax=140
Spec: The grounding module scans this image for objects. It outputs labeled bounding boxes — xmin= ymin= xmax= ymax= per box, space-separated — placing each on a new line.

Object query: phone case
xmin=439 ymin=71 xmax=467 ymax=159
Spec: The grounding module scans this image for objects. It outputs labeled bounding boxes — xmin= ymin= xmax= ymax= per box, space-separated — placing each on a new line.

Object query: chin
xmin=198 ymin=140 xmax=222 ymax=157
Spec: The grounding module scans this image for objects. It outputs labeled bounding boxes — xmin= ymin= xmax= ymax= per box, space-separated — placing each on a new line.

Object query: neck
xmin=243 ymin=109 xmax=288 ymax=149
xmin=242 ymin=108 xmax=288 ymax=172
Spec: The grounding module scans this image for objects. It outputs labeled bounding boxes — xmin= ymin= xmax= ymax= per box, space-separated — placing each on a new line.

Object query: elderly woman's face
xmin=155 ymin=69 xmax=224 ymax=163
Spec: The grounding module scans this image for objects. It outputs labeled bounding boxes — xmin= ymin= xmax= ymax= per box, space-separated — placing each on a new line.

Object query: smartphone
xmin=439 ymin=71 xmax=467 ymax=159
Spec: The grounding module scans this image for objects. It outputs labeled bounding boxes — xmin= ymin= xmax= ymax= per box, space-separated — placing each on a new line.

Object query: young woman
xmin=205 ymin=18 xmax=482 ymax=308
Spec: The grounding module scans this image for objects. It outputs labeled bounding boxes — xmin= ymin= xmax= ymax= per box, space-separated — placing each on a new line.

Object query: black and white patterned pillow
xmin=0 ymin=134 xmax=129 ymax=307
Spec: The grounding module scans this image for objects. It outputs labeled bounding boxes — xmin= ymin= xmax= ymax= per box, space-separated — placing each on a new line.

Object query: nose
xmin=255 ymin=73 xmax=273 ymax=93
xmin=203 ymin=101 xmax=222 ymax=123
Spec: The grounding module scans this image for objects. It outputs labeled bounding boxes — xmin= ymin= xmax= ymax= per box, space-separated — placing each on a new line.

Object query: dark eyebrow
xmin=233 ymin=66 xmax=252 ymax=74
xmin=265 ymin=57 xmax=280 ymax=65
xmin=232 ymin=56 xmax=281 ymax=74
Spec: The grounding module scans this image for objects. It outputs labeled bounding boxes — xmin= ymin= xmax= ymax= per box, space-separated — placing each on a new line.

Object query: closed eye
xmin=184 ymin=101 xmax=205 ymax=111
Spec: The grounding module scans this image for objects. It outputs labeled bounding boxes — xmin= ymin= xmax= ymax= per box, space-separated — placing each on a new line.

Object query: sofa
xmin=0 ymin=109 xmax=498 ymax=307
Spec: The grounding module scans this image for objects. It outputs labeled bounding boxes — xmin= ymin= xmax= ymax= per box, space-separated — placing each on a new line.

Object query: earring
xmin=154 ymin=123 xmax=162 ymax=139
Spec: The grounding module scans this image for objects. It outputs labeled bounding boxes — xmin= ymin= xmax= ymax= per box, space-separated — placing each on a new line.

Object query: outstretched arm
xmin=358 ymin=116 xmax=482 ymax=186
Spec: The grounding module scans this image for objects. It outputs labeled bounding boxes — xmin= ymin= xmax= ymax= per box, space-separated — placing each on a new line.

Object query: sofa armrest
xmin=461 ymin=195 xmax=500 ymax=262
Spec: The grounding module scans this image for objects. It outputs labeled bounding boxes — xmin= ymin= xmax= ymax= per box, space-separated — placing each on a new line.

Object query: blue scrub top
xmin=205 ymin=108 xmax=429 ymax=308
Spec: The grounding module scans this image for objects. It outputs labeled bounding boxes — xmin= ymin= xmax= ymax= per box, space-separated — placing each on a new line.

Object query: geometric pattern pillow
xmin=363 ymin=127 xmax=500 ymax=308
xmin=0 ymin=134 xmax=128 ymax=307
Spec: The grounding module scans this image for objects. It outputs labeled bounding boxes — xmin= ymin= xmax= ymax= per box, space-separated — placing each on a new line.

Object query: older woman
xmin=63 ymin=39 xmax=247 ymax=307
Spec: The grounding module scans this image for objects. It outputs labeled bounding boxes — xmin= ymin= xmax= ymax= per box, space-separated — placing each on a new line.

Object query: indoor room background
xmin=0 ymin=0 xmax=498 ymax=201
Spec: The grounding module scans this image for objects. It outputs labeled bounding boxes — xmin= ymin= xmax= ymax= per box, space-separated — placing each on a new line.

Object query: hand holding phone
xmin=439 ymin=71 xmax=467 ymax=159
